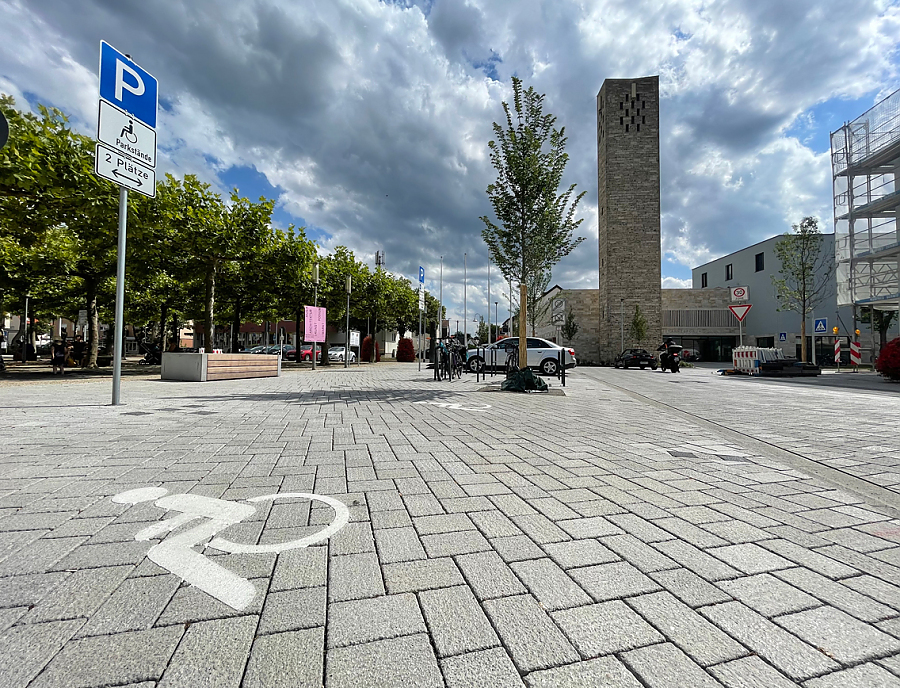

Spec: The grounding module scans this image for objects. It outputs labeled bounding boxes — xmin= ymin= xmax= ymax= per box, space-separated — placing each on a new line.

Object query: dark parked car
xmin=613 ymin=348 xmax=657 ymax=370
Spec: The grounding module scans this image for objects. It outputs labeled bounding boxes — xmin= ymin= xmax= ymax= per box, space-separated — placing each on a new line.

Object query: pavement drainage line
xmin=595 ymin=376 xmax=900 ymax=518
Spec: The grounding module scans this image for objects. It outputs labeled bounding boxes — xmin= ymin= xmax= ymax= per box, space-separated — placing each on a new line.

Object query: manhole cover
xmin=668 ymin=451 xmax=696 ymax=458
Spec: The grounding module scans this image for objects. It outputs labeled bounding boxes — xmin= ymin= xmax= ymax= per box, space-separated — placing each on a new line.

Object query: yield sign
xmin=728 ymin=304 xmax=752 ymax=322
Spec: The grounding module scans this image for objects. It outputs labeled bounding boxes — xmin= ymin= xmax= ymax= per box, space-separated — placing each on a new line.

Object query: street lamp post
xmin=345 ymin=275 xmax=351 ymax=369
xmin=620 ymin=298 xmax=624 ymax=352
xmin=312 ymin=263 xmax=319 ymax=370
xmin=494 ymin=302 xmax=498 ymax=343
xmin=463 ymin=252 xmax=467 ymax=347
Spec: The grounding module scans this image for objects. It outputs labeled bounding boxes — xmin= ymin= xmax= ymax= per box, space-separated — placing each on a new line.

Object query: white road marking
xmin=414 ymin=400 xmax=492 ymax=412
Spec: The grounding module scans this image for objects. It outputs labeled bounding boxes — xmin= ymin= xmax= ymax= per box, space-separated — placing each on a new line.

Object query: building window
xmin=755 ymin=252 xmax=764 ymax=272
xmin=757 ymin=336 xmax=775 ymax=348
xmin=725 ymin=264 xmax=733 ymax=281
xmin=701 ymin=272 xmax=707 ymax=288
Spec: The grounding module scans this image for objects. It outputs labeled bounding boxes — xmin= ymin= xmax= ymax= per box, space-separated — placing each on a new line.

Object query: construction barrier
xmin=850 ymin=340 xmax=861 ymax=366
xmin=732 ymin=346 xmax=788 ymax=375
xmin=834 ymin=339 xmax=841 ymax=364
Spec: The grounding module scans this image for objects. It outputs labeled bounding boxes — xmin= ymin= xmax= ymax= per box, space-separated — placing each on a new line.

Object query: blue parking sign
xmin=99 ymin=41 xmax=158 ymax=128
xmin=419 ymin=266 xmax=425 ymax=283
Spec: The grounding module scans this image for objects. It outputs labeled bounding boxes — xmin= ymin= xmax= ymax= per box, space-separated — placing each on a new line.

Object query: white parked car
xmin=466 ymin=337 xmax=576 ymax=375
xmin=328 ymin=346 xmax=356 ymax=362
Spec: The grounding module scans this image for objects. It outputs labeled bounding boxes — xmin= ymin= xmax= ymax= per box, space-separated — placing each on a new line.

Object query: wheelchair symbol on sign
xmin=112 ymin=487 xmax=349 ymax=611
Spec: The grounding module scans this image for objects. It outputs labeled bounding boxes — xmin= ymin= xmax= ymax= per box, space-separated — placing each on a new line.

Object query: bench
xmin=161 ymin=353 xmax=279 ymax=382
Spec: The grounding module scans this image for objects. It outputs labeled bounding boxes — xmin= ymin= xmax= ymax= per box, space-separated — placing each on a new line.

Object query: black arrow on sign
xmin=112 ymin=169 xmax=142 ymax=186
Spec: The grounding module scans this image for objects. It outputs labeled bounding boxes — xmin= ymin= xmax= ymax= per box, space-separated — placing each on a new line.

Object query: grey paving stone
xmin=0 ymin=606 xmax=26 ymax=632
xmin=816 ymin=546 xmax=900 ymax=584
xmin=329 ymin=521 xmax=375 ymax=555
xmin=0 ymin=571 xmax=70 ymax=607
xmin=569 ymin=561 xmax=661 ymax=602
xmin=0 ymin=536 xmax=86 ymax=575
xmin=242 ymin=627 xmax=325 ymax=688
xmin=366 ymin=490 xmax=405 ymax=512
xmin=325 ymin=633 xmax=443 ymax=688
xmin=510 ymin=514 xmax=571 ymax=544
xmin=551 ymin=600 xmax=663 ymax=657
xmin=403 ymin=493 xmax=445 ymax=517
xmin=328 ymin=553 xmax=385 ymax=602
xmin=421 ymin=530 xmax=491 ymax=557
xmin=456 ymin=551 xmax=527 ymax=600
xmin=878 ymin=654 xmax=900 ymax=678
xmin=22 ymin=564 xmax=132 ymax=624
xmin=468 ymin=510 xmax=523 ymax=538
xmin=716 ymin=572 xmax=820 ymax=617
xmin=607 ymin=512 xmax=674 ymax=542
xmin=525 ymin=655 xmax=643 ymax=688
xmin=803 ymin=663 xmax=900 ymax=688
xmin=490 ymin=535 xmax=546 ymax=562
xmin=370 ymin=509 xmax=413 ymax=530
xmin=29 ymin=625 xmax=183 ymax=688
xmin=649 ymin=568 xmax=733 ymax=607
xmin=543 ymin=538 xmax=619 ymax=569
xmin=760 ymin=538 xmax=859 ymax=579
xmin=621 ymin=642 xmax=721 ymax=688
xmin=701 ymin=519 xmax=773 ymax=544
xmin=77 ymin=574 xmax=181 ymax=636
xmin=556 ymin=516 xmax=623 ymax=539
xmin=157 ymin=615 xmax=256 ymax=688
xmin=655 ymin=517 xmax=730 ymax=548
xmin=776 ymin=606 xmax=900 ymax=664
xmin=270 ymin=546 xmax=327 ymax=591
xmin=510 ymin=558 xmax=592 ymax=611
xmin=482 ymin=595 xmax=579 ymax=673
xmin=776 ymin=567 xmax=895 ymax=622
xmin=419 ymin=585 xmax=499 ymax=657
xmin=0 ymin=618 xmax=85 ymax=687
xmin=528 ymin=496 xmax=580 ymax=520
xmin=382 ymin=557 xmax=464 ymax=594
xmin=701 ymin=601 xmax=839 ymax=681
xmin=709 ymin=543 xmax=794 ymax=574
xmin=440 ymin=496 xmax=495 ymax=513
xmin=601 ymin=534 xmax=678 ymax=573
xmin=259 ymin=586 xmax=326 ymax=634
xmin=50 ymin=539 xmax=152 ymax=570
xmin=842 ymin=574 xmax=900 ymax=612
xmin=374 ymin=525 xmax=427 ymax=563
xmin=707 ymin=656 xmax=797 ymax=688
xmin=328 ymin=593 xmax=425 ymax=647
xmin=628 ymin=591 xmax=747 ymax=666
xmin=414 ymin=513 xmax=475 ymax=535
xmin=655 ymin=540 xmax=742 ymax=580
xmin=157 ymin=576 xmax=267 ymax=624
xmin=441 ymin=647 xmax=525 ymax=688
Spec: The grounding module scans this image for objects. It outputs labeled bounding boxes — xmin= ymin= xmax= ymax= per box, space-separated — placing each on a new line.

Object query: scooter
xmin=657 ymin=342 xmax=683 ymax=373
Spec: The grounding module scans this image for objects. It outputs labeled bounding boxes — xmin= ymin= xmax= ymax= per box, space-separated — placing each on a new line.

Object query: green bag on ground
xmin=501 ymin=367 xmax=549 ymax=392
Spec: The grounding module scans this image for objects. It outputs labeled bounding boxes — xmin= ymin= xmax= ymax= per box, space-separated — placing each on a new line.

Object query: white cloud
xmin=662 ymin=276 xmax=692 ymax=289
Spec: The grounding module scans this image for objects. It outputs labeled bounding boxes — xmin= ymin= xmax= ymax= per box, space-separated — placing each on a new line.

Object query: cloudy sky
xmin=2 ymin=0 xmax=898 ymax=324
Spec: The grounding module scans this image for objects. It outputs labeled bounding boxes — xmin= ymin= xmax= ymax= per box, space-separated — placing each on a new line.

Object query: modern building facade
xmin=831 ymin=87 xmax=900 ymax=324
xmin=596 ymin=76 xmax=662 ymax=363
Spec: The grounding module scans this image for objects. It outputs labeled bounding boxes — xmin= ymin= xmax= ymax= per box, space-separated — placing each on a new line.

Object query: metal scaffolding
xmin=831 ymin=87 xmax=900 ymax=317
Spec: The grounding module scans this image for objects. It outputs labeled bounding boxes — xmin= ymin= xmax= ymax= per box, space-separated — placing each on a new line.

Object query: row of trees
xmin=0 ymin=95 xmax=430 ymax=366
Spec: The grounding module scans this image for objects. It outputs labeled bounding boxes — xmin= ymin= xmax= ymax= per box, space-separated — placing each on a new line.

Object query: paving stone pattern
xmin=1 ymin=364 xmax=899 ymax=686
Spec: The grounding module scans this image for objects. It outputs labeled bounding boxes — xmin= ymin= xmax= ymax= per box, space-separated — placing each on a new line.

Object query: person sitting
xmin=71 ymin=335 xmax=86 ymax=367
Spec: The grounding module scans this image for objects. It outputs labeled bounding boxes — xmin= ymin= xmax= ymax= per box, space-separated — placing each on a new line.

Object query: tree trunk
xmin=86 ymin=281 xmax=99 ymax=368
xmin=800 ymin=318 xmax=807 ymax=362
xmin=204 ymin=262 xmax=216 ymax=350
xmin=296 ymin=307 xmax=303 ymax=352
xmin=171 ymin=315 xmax=179 ymax=351
xmin=159 ymin=303 xmax=169 ymax=353
xmin=231 ymin=299 xmax=243 ymax=353
xmin=519 ymin=282 xmax=527 ymax=369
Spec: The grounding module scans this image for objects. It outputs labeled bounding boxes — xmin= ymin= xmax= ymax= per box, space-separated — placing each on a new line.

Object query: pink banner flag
xmin=304 ymin=306 xmax=326 ymax=342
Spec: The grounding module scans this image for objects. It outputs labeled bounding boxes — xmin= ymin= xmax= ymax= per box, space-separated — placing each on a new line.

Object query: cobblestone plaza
xmin=1 ymin=365 xmax=899 ymax=687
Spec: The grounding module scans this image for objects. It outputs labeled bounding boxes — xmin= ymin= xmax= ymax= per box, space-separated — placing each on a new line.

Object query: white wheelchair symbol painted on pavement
xmin=414 ymin=400 xmax=492 ymax=412
xmin=112 ymin=487 xmax=349 ymax=611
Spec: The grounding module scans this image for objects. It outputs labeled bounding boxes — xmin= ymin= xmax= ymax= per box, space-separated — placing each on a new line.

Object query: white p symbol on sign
xmin=115 ymin=59 xmax=145 ymax=101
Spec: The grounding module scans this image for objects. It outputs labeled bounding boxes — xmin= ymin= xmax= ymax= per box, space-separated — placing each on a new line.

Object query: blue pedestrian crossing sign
xmin=419 ymin=266 xmax=425 ymax=283
xmin=814 ymin=318 xmax=828 ymax=334
xmin=99 ymin=41 xmax=158 ymax=128
xmin=779 ymin=332 xmax=787 ymax=342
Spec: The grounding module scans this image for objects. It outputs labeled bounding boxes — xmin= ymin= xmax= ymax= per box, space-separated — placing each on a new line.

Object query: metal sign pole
xmin=111 ymin=186 xmax=128 ymax=405
xmin=418 ymin=301 xmax=422 ymax=372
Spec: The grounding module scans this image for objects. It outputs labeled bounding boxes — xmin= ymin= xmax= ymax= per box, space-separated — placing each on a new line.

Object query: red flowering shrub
xmin=361 ymin=335 xmax=380 ymax=362
xmin=396 ymin=338 xmax=415 ymax=362
xmin=875 ymin=336 xmax=900 ymax=381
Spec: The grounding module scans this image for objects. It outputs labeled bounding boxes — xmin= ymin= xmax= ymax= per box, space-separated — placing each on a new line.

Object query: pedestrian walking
xmin=0 ymin=332 xmax=6 ymax=371
xmin=71 ymin=335 xmax=86 ymax=368
xmin=50 ymin=339 xmax=68 ymax=375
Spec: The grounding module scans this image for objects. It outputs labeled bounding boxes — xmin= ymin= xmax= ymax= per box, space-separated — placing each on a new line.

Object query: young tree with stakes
xmin=771 ymin=217 xmax=835 ymax=362
xmin=480 ymin=77 xmax=585 ymax=368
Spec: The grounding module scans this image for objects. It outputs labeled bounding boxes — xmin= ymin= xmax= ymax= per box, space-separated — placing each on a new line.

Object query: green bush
xmin=396 ymin=338 xmax=415 ymax=362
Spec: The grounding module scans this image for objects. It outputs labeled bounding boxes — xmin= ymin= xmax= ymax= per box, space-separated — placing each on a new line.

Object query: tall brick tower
xmin=596 ymin=76 xmax=662 ymax=362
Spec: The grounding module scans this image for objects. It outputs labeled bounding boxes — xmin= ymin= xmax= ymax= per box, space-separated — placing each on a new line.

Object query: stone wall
xmin=529 ymin=289 xmax=601 ymax=364
xmin=596 ymin=76 xmax=662 ymax=364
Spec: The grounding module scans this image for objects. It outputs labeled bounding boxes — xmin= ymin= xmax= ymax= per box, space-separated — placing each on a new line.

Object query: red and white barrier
xmin=850 ymin=341 xmax=861 ymax=366
xmin=834 ymin=339 xmax=841 ymax=364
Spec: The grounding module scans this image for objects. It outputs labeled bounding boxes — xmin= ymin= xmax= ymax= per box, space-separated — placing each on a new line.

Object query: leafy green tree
xmin=629 ymin=305 xmax=648 ymax=347
xmin=526 ymin=269 xmax=552 ymax=335
xmin=772 ymin=217 xmax=835 ymax=362
xmin=317 ymin=246 xmax=367 ymax=365
xmin=860 ymin=308 xmax=898 ymax=354
xmin=561 ymin=309 xmax=579 ymax=342
xmin=480 ymin=77 xmax=585 ymax=367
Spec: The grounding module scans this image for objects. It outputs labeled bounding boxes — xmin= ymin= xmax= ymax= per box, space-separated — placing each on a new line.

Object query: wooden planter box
xmin=161 ymin=353 xmax=279 ymax=382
